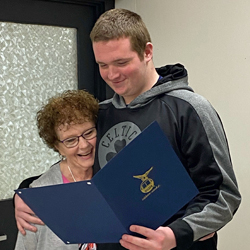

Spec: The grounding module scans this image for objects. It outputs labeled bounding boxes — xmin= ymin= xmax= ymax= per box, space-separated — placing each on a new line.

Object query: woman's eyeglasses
xmin=58 ymin=127 xmax=97 ymax=148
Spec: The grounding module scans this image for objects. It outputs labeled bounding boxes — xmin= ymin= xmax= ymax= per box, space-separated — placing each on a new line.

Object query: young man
xmin=15 ymin=8 xmax=241 ymax=250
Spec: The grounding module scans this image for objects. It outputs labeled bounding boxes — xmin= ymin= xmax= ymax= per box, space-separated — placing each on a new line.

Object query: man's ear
xmin=144 ymin=42 xmax=153 ymax=61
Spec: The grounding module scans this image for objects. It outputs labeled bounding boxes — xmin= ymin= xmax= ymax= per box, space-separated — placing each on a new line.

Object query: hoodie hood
xmin=106 ymin=63 xmax=194 ymax=109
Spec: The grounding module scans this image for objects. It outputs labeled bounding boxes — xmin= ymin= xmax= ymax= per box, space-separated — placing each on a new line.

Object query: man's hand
xmin=15 ymin=194 xmax=44 ymax=235
xmin=120 ymin=225 xmax=176 ymax=250
xmin=199 ymin=232 xmax=215 ymax=241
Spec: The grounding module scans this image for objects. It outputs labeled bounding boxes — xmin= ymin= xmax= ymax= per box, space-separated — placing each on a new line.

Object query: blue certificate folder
xmin=15 ymin=121 xmax=198 ymax=244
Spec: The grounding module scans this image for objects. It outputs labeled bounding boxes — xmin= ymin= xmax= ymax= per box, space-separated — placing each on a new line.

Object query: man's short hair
xmin=90 ymin=8 xmax=152 ymax=60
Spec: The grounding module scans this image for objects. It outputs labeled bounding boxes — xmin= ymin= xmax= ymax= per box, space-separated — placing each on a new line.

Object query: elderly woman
xmin=15 ymin=90 xmax=99 ymax=250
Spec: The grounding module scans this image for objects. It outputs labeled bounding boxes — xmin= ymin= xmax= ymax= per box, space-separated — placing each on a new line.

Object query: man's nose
xmin=108 ymin=66 xmax=119 ymax=80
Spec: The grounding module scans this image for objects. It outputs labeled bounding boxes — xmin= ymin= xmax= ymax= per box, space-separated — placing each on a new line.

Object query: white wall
xmin=116 ymin=0 xmax=249 ymax=249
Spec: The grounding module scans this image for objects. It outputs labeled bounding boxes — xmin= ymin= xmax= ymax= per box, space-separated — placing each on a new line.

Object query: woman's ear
xmin=54 ymin=143 xmax=63 ymax=156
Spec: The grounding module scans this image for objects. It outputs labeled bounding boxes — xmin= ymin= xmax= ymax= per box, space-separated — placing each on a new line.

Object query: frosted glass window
xmin=0 ymin=22 xmax=78 ymax=199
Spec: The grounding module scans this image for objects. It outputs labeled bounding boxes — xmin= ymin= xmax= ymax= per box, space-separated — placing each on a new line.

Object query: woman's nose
xmin=78 ymin=136 xmax=90 ymax=147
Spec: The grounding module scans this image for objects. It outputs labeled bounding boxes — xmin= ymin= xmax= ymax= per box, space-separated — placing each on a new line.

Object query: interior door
xmin=0 ymin=1 xmax=114 ymax=249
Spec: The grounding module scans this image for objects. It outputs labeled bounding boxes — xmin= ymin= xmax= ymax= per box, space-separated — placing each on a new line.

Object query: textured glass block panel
xmin=0 ymin=22 xmax=78 ymax=199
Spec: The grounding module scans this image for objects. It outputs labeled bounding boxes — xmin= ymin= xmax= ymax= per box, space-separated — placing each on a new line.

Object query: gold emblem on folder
xmin=133 ymin=167 xmax=155 ymax=193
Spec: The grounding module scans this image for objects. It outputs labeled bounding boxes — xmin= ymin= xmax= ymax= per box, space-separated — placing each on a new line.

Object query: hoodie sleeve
xmin=167 ymin=90 xmax=241 ymax=250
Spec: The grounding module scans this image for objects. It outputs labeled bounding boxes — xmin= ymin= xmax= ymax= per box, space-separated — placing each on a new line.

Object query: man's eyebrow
xmin=96 ymin=58 xmax=132 ymax=64
xmin=114 ymin=58 xmax=131 ymax=62
xmin=95 ymin=60 xmax=104 ymax=64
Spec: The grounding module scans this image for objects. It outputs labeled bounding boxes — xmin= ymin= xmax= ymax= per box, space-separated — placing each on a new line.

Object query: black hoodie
xmin=95 ymin=64 xmax=241 ymax=250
